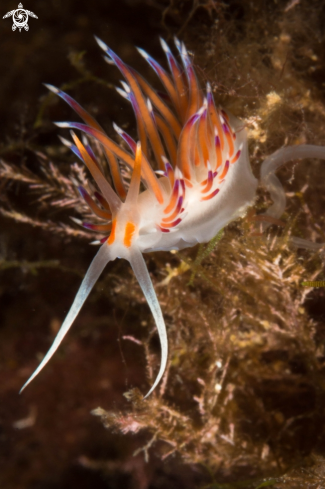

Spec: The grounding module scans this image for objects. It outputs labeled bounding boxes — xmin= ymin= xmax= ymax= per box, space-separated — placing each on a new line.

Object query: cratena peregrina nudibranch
xmin=21 ymin=37 xmax=325 ymax=398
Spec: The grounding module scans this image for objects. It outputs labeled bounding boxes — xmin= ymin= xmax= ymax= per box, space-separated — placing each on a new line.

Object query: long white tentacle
xmin=261 ymin=144 xmax=325 ymax=221
xmin=260 ymin=145 xmax=325 ymax=249
xmin=20 ymin=243 xmax=113 ymax=393
xmin=129 ymin=247 xmax=168 ymax=398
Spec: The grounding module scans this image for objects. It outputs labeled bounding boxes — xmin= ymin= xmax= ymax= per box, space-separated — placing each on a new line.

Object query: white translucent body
xmin=20 ymin=37 xmax=325 ymax=399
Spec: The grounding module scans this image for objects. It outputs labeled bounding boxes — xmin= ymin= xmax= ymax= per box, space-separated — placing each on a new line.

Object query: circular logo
xmin=3 ymin=3 xmax=38 ymax=32
xmin=12 ymin=8 xmax=29 ymax=31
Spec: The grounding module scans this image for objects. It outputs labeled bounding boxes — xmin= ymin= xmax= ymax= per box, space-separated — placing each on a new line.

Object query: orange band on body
xmin=124 ymin=221 xmax=136 ymax=248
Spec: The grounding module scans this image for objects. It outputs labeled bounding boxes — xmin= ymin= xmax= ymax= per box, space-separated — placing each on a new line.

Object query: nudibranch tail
xmin=261 ymin=144 xmax=325 ymax=223
xmin=259 ymin=144 xmax=325 ymax=251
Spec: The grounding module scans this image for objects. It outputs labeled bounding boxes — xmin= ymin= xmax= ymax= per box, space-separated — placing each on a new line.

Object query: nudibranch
xmin=21 ymin=37 xmax=325 ymax=397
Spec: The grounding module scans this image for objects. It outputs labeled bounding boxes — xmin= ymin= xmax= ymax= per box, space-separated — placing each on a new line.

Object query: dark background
xmin=1 ymin=1 xmax=325 ymax=488
xmin=0 ymin=1 xmax=219 ymax=488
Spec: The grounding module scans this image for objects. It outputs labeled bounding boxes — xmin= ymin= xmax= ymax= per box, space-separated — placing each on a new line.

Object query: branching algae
xmin=21 ymin=37 xmax=325 ymax=398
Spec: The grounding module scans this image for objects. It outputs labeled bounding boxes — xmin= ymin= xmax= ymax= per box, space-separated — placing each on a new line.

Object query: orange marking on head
xmin=124 ymin=221 xmax=136 ymax=248
xmin=108 ymin=219 xmax=117 ymax=245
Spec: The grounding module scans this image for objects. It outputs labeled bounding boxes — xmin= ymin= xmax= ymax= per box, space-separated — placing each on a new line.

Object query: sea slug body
xmin=21 ymin=37 xmax=325 ymax=398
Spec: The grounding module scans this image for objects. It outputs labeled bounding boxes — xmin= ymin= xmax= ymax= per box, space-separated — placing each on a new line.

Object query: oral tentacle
xmin=20 ymin=243 xmax=114 ymax=393
xmin=129 ymin=247 xmax=168 ymax=399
